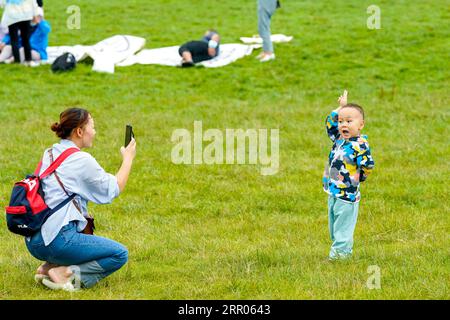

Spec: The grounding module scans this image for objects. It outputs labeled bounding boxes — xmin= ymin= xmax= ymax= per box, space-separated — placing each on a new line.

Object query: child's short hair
xmin=342 ymin=103 xmax=365 ymax=120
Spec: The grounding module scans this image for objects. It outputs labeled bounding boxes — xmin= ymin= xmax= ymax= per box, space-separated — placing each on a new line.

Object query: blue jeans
xmin=328 ymin=196 xmax=360 ymax=259
xmin=25 ymin=221 xmax=128 ymax=288
xmin=258 ymin=0 xmax=277 ymax=52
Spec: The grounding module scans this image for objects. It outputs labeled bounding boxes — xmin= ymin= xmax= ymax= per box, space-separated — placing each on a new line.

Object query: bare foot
xmin=36 ymin=262 xmax=59 ymax=276
xmin=48 ymin=266 xmax=74 ymax=284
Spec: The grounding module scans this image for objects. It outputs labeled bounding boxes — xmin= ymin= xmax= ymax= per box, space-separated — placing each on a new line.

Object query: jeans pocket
xmin=58 ymin=222 xmax=79 ymax=246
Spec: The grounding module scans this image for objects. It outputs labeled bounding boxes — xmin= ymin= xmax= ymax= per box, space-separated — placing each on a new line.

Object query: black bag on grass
xmin=51 ymin=52 xmax=77 ymax=73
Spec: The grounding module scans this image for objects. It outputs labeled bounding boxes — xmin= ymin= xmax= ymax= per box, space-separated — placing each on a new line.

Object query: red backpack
xmin=5 ymin=147 xmax=79 ymax=236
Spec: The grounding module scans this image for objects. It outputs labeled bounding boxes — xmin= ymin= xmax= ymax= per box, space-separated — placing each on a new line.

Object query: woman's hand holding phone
xmin=120 ymin=138 xmax=136 ymax=162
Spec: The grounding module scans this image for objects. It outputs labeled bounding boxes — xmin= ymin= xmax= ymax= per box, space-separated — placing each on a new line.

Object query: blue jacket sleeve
xmin=325 ymin=109 xmax=340 ymax=142
xmin=2 ymin=34 xmax=10 ymax=45
xmin=356 ymin=139 xmax=375 ymax=182
xmin=38 ymin=20 xmax=51 ymax=34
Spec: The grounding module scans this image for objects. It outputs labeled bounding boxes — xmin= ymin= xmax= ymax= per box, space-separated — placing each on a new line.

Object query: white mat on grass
xmin=45 ymin=34 xmax=289 ymax=71
xmin=46 ymin=35 xmax=146 ymax=72
xmin=240 ymin=34 xmax=293 ymax=44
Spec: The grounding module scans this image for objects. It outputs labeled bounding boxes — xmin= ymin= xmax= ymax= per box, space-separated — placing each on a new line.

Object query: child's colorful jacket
xmin=323 ymin=109 xmax=375 ymax=202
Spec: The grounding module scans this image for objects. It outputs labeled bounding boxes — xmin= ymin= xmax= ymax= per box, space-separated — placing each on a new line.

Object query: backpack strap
xmin=34 ymin=160 xmax=43 ymax=176
xmin=50 ymin=193 xmax=77 ymax=214
xmin=48 ymin=149 xmax=84 ymax=215
xmin=39 ymin=147 xmax=80 ymax=179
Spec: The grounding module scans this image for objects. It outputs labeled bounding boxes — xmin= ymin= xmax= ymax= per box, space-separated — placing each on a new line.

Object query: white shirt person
xmin=25 ymin=108 xmax=136 ymax=291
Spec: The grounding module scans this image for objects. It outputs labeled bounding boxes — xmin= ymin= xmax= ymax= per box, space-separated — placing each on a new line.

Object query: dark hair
xmin=51 ymin=108 xmax=91 ymax=139
xmin=342 ymin=103 xmax=365 ymax=120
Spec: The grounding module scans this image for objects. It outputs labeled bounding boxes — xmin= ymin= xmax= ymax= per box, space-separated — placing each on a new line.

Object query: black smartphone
xmin=125 ymin=124 xmax=134 ymax=147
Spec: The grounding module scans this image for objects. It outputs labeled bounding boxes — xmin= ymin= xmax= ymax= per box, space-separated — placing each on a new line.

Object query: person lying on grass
xmin=178 ymin=29 xmax=220 ymax=67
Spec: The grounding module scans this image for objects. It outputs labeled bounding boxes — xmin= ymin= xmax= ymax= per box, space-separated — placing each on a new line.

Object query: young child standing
xmin=323 ymin=90 xmax=375 ymax=260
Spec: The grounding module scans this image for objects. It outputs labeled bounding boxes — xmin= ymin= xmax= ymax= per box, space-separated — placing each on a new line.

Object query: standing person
xmin=0 ymin=6 xmax=49 ymax=64
xmin=0 ymin=0 xmax=38 ymax=66
xmin=256 ymin=0 xmax=280 ymax=62
xmin=323 ymin=90 xmax=375 ymax=260
xmin=25 ymin=108 xmax=137 ymax=291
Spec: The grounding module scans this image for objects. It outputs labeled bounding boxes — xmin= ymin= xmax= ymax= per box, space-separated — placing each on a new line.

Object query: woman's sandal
xmin=42 ymin=277 xmax=79 ymax=292
xmin=34 ymin=274 xmax=50 ymax=285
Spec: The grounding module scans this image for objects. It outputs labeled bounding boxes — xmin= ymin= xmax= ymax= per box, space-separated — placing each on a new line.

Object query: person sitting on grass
xmin=0 ymin=6 xmax=50 ymax=65
xmin=323 ymin=90 xmax=375 ymax=261
xmin=0 ymin=23 xmax=7 ymax=42
xmin=178 ymin=29 xmax=220 ymax=67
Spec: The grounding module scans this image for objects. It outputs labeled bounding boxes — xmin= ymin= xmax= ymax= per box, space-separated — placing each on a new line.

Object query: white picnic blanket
xmin=46 ymin=35 xmax=146 ymax=73
xmin=240 ymin=34 xmax=293 ymax=44
xmin=117 ymin=43 xmax=254 ymax=68
xmin=44 ymin=34 xmax=292 ymax=72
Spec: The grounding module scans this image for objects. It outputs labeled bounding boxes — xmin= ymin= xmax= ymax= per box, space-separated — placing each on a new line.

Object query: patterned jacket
xmin=323 ymin=109 xmax=375 ymax=202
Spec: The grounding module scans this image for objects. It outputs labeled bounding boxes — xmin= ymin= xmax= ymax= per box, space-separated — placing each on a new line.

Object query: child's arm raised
xmin=325 ymin=90 xmax=347 ymax=141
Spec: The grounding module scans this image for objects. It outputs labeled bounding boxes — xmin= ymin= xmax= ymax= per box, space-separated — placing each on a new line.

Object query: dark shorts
xmin=178 ymin=41 xmax=212 ymax=63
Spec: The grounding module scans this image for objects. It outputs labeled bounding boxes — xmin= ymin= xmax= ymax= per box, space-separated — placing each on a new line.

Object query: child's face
xmin=338 ymin=107 xmax=365 ymax=139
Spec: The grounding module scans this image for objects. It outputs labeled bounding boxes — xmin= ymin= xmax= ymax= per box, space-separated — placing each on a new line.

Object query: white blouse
xmin=31 ymin=139 xmax=120 ymax=245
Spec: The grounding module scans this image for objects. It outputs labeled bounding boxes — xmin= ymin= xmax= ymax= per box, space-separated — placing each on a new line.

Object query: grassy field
xmin=0 ymin=0 xmax=448 ymax=299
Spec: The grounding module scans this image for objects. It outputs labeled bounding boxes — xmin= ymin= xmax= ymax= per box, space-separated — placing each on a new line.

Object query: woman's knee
xmin=114 ymin=245 xmax=128 ymax=268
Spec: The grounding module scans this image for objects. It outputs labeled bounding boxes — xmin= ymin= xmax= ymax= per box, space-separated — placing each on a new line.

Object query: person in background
xmin=256 ymin=0 xmax=280 ymax=62
xmin=0 ymin=21 xmax=7 ymax=41
xmin=0 ymin=6 xmax=49 ymax=64
xmin=0 ymin=0 xmax=38 ymax=66
xmin=178 ymin=29 xmax=220 ymax=67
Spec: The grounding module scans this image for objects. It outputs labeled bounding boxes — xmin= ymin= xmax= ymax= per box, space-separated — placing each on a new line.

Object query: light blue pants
xmin=258 ymin=0 xmax=278 ymax=52
xmin=328 ymin=196 xmax=360 ymax=259
xmin=26 ymin=222 xmax=128 ymax=288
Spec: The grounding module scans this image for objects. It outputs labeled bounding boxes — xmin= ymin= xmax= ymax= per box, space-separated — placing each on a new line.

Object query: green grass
xmin=0 ymin=0 xmax=449 ymax=299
